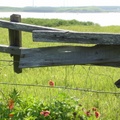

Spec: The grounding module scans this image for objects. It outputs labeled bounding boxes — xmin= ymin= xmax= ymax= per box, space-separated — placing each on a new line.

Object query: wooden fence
xmin=0 ymin=14 xmax=120 ymax=84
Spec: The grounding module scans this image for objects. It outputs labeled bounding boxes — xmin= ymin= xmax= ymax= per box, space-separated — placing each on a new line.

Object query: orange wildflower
xmin=40 ymin=110 xmax=50 ymax=117
xmin=95 ymin=111 xmax=100 ymax=118
xmin=8 ymin=99 xmax=14 ymax=110
xmin=49 ymin=80 xmax=54 ymax=87
xmin=9 ymin=113 xmax=14 ymax=117
xmin=92 ymin=107 xmax=97 ymax=111
xmin=85 ymin=110 xmax=91 ymax=117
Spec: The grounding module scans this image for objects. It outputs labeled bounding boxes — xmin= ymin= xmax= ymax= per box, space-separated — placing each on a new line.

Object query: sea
xmin=0 ymin=12 xmax=120 ymax=26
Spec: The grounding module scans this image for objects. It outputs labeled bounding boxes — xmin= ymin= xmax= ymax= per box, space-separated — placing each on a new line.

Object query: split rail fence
xmin=0 ymin=14 xmax=120 ymax=88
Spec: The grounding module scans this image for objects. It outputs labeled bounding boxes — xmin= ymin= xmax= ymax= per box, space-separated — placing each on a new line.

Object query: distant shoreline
xmin=0 ymin=6 xmax=120 ymax=13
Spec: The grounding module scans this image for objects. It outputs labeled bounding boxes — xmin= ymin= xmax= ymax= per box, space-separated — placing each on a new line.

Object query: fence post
xmin=9 ymin=14 xmax=22 ymax=73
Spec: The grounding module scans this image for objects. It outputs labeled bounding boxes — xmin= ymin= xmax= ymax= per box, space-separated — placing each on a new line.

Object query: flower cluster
xmin=40 ymin=110 xmax=50 ymax=117
xmin=84 ymin=107 xmax=100 ymax=119
xmin=0 ymin=84 xmax=102 ymax=120
xmin=8 ymin=99 xmax=14 ymax=118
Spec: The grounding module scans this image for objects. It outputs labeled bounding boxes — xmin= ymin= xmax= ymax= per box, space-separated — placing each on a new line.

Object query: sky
xmin=0 ymin=0 xmax=120 ymax=7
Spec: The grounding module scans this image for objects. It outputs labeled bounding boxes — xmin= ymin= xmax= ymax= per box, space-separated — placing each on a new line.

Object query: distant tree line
xmin=0 ymin=6 xmax=120 ymax=12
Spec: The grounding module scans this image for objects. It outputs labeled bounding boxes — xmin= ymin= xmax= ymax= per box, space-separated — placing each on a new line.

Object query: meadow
xmin=0 ymin=18 xmax=120 ymax=119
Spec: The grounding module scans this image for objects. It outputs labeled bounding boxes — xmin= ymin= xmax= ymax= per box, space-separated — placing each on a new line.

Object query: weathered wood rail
xmin=33 ymin=30 xmax=120 ymax=44
xmin=0 ymin=19 xmax=65 ymax=32
xmin=0 ymin=14 xmax=120 ymax=77
xmin=19 ymin=45 xmax=120 ymax=68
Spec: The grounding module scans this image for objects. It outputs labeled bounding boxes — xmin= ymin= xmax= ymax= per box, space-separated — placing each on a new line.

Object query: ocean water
xmin=0 ymin=12 xmax=120 ymax=26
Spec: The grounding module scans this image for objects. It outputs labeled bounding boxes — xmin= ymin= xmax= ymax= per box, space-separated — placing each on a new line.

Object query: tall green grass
xmin=57 ymin=25 xmax=120 ymax=33
xmin=22 ymin=18 xmax=99 ymax=27
xmin=0 ymin=19 xmax=120 ymax=120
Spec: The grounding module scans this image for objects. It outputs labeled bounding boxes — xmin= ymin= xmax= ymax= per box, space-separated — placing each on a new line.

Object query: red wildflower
xmin=9 ymin=113 xmax=14 ymax=117
xmin=92 ymin=107 xmax=97 ymax=111
xmin=49 ymin=80 xmax=54 ymax=87
xmin=85 ymin=111 xmax=91 ymax=117
xmin=95 ymin=111 xmax=100 ymax=118
xmin=8 ymin=99 xmax=14 ymax=110
xmin=40 ymin=110 xmax=50 ymax=117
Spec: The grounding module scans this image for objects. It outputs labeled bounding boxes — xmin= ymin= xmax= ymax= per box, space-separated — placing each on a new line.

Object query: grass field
xmin=0 ymin=18 xmax=120 ymax=119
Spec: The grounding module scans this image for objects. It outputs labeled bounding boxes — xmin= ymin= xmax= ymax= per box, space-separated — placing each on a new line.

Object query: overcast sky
xmin=0 ymin=0 xmax=120 ymax=7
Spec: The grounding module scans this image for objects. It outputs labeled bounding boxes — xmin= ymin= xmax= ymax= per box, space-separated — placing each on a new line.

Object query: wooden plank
xmin=33 ymin=30 xmax=120 ymax=45
xmin=9 ymin=14 xmax=22 ymax=73
xmin=0 ymin=20 xmax=66 ymax=32
xmin=0 ymin=45 xmax=21 ymax=55
xmin=19 ymin=45 xmax=120 ymax=68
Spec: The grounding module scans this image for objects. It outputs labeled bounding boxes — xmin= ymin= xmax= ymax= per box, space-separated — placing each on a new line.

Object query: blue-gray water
xmin=0 ymin=12 xmax=120 ymax=26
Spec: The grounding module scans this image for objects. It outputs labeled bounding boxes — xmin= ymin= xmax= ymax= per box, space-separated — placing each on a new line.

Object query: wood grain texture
xmin=19 ymin=45 xmax=120 ymax=68
xmin=33 ymin=30 xmax=120 ymax=45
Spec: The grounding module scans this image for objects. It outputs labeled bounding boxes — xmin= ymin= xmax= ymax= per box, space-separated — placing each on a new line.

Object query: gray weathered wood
xmin=0 ymin=20 xmax=66 ymax=32
xmin=33 ymin=30 xmax=120 ymax=45
xmin=0 ymin=45 xmax=21 ymax=55
xmin=9 ymin=14 xmax=22 ymax=73
xmin=9 ymin=14 xmax=22 ymax=47
xmin=19 ymin=45 xmax=120 ymax=68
